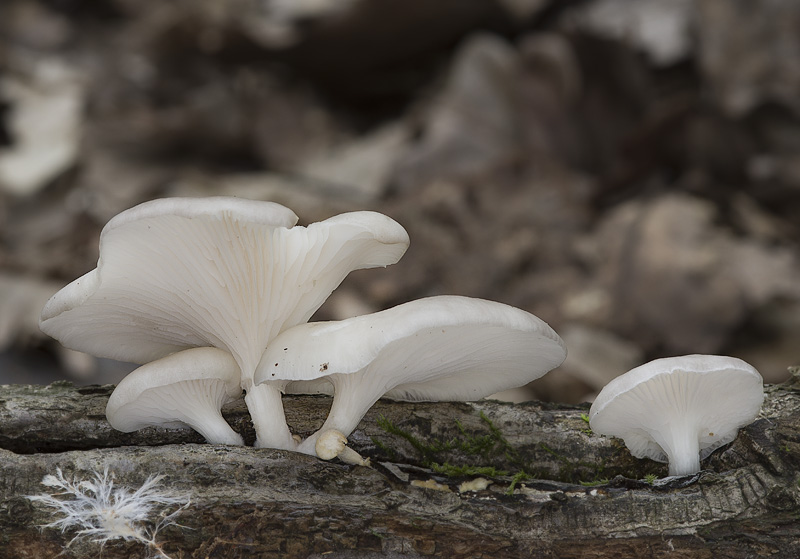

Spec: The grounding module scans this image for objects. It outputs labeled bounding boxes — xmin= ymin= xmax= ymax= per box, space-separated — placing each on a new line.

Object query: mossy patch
xmin=374 ymin=411 xmax=615 ymax=489
xmin=579 ymin=413 xmax=593 ymax=435
xmin=374 ymin=412 xmax=571 ymax=494
xmin=430 ymin=463 xmax=507 ymax=477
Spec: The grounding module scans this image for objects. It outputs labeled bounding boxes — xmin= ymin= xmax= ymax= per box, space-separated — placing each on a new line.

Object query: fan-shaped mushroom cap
xmin=589 ymin=354 xmax=764 ymax=477
xmin=40 ymin=197 xmax=409 ymax=381
xmin=106 ymin=347 xmax=244 ymax=445
xmin=41 ymin=196 xmax=409 ymax=450
xmin=255 ymin=295 xmax=566 ymax=457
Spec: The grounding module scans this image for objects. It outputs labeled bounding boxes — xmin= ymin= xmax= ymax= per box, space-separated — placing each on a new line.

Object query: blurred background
xmin=1 ymin=0 xmax=798 ymax=403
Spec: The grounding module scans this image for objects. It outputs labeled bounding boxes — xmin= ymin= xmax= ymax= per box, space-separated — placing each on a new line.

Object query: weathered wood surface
xmin=1 ymin=379 xmax=799 ymax=558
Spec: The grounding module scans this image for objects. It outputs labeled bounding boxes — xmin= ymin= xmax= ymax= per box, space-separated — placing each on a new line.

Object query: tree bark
xmin=1 ymin=379 xmax=799 ymax=558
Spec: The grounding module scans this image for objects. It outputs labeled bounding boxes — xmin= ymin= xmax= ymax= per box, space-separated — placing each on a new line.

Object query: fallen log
xmin=1 ymin=378 xmax=799 ymax=558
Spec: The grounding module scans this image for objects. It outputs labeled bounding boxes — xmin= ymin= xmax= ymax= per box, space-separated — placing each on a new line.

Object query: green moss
xmin=375 ymin=415 xmax=454 ymax=463
xmin=579 ymin=413 xmax=593 ymax=435
xmin=370 ymin=436 xmax=399 ymax=461
xmin=376 ymin=413 xmax=528 ymax=489
xmin=644 ymin=474 xmax=658 ymax=485
xmin=376 ymin=412 xmax=520 ymax=468
xmin=376 ymin=411 xmax=612 ymax=490
xmin=506 ymin=471 xmax=531 ymax=495
xmin=430 ymin=463 xmax=508 ymax=477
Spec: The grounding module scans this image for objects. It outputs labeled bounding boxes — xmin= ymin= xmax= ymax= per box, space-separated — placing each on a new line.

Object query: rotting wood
xmin=1 ymin=380 xmax=799 ymax=558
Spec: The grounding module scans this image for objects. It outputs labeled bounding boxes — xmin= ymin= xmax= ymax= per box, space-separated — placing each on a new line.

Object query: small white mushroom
xmin=255 ymin=295 xmax=567 ymax=461
xmin=106 ymin=347 xmax=244 ymax=445
xmin=314 ymin=429 xmax=370 ymax=466
xmin=40 ymin=197 xmax=409 ymax=450
xmin=589 ymin=354 xmax=764 ymax=477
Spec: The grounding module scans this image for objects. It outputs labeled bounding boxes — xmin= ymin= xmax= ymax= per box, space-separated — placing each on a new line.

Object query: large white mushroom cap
xmin=589 ymin=354 xmax=764 ymax=477
xmin=255 ymin=295 xmax=567 ymax=458
xmin=40 ymin=196 xmax=410 ymax=450
xmin=40 ymin=197 xmax=409 ymax=381
xmin=106 ymin=347 xmax=244 ymax=445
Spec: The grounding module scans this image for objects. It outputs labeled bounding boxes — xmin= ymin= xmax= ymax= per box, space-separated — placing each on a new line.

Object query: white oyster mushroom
xmin=255 ymin=295 xmax=567 ymax=462
xmin=40 ymin=196 xmax=410 ymax=450
xmin=106 ymin=347 xmax=244 ymax=445
xmin=589 ymin=354 xmax=764 ymax=477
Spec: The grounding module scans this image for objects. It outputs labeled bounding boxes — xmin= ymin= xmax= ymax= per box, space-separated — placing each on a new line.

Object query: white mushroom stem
xmin=337 ymin=446 xmax=371 ymax=466
xmin=661 ymin=421 xmax=702 ymax=477
xmin=207 ymin=426 xmax=244 ymax=446
xmin=188 ymin=407 xmax=245 ymax=446
xmin=296 ymin=374 xmax=373 ymax=457
xmin=244 ymin=383 xmax=297 ymax=451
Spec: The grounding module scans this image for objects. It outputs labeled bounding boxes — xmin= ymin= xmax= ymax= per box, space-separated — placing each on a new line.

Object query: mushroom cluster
xmin=40 ymin=196 xmax=764 ymax=476
xmin=40 ymin=196 xmax=567 ymax=463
